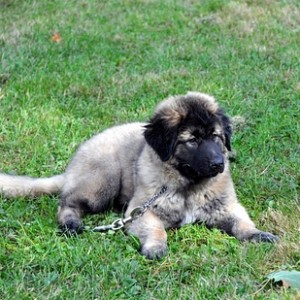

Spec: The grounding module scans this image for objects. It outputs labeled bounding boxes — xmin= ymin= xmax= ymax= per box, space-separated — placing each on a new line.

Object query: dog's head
xmin=144 ymin=92 xmax=232 ymax=183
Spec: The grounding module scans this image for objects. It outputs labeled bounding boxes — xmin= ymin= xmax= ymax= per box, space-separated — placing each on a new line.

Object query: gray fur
xmin=0 ymin=92 xmax=278 ymax=259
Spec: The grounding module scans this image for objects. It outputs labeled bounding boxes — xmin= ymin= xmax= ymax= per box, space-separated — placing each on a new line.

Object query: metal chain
xmin=91 ymin=185 xmax=168 ymax=233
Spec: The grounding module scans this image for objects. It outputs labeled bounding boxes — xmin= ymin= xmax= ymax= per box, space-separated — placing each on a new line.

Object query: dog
xmin=0 ymin=92 xmax=278 ymax=259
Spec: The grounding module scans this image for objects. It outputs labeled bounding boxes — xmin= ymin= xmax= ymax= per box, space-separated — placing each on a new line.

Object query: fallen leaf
xmin=51 ymin=32 xmax=62 ymax=43
xmin=267 ymin=270 xmax=300 ymax=289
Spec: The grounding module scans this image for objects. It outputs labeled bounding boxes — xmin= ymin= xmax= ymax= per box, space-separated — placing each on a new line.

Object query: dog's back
xmin=0 ymin=122 xmax=146 ymax=200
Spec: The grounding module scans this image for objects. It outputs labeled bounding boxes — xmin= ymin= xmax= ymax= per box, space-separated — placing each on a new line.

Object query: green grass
xmin=0 ymin=0 xmax=299 ymax=298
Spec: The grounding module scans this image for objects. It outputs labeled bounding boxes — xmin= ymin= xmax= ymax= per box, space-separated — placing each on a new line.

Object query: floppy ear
xmin=144 ymin=116 xmax=178 ymax=161
xmin=217 ymin=109 xmax=232 ymax=151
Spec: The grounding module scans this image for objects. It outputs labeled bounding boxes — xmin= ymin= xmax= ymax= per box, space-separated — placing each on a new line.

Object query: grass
xmin=0 ymin=0 xmax=299 ymax=298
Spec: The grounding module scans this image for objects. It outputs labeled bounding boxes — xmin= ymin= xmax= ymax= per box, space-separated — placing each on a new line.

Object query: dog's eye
xmin=212 ymin=133 xmax=224 ymax=142
xmin=192 ymin=130 xmax=201 ymax=139
xmin=187 ymin=138 xmax=199 ymax=147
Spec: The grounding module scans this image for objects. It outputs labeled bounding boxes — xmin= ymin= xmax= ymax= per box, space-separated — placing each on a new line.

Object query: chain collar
xmin=90 ymin=185 xmax=168 ymax=233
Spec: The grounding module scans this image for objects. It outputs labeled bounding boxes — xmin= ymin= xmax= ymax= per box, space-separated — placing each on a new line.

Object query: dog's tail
xmin=0 ymin=173 xmax=65 ymax=198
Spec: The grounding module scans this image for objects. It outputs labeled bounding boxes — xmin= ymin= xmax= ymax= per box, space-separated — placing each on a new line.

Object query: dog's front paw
xmin=141 ymin=242 xmax=168 ymax=260
xmin=249 ymin=231 xmax=279 ymax=243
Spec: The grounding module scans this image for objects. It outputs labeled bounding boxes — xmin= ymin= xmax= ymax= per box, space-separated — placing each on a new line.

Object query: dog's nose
xmin=210 ymin=161 xmax=224 ymax=173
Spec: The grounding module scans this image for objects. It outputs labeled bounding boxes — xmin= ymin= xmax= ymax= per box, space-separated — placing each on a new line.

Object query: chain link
xmin=91 ymin=185 xmax=167 ymax=233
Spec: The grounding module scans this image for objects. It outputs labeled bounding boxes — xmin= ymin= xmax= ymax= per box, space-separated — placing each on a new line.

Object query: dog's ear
xmin=144 ymin=115 xmax=178 ymax=162
xmin=217 ymin=109 xmax=232 ymax=151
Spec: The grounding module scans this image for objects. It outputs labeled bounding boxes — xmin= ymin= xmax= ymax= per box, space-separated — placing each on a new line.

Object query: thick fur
xmin=0 ymin=92 xmax=278 ymax=259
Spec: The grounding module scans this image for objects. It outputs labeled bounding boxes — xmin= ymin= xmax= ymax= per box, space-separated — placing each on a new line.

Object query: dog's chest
xmin=179 ymin=210 xmax=200 ymax=226
xmin=152 ymin=189 xmax=228 ymax=228
xmin=180 ymin=192 xmax=228 ymax=226
xmin=179 ymin=195 xmax=207 ymax=226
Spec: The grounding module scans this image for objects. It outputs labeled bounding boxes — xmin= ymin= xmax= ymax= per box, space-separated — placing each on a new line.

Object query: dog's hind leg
xmin=58 ymin=204 xmax=84 ymax=234
xmin=58 ymin=171 xmax=121 ymax=234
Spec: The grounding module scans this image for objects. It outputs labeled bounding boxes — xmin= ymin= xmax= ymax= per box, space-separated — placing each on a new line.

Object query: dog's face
xmin=144 ymin=92 xmax=232 ymax=183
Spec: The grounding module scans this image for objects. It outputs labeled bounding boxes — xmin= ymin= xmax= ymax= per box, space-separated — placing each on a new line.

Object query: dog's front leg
xmin=126 ymin=210 xmax=168 ymax=259
xmin=213 ymin=202 xmax=278 ymax=243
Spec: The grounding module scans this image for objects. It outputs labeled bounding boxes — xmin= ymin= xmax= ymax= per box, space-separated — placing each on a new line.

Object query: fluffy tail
xmin=0 ymin=173 xmax=65 ymax=198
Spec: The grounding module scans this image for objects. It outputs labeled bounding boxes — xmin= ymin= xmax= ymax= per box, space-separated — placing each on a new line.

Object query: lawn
xmin=0 ymin=0 xmax=299 ymax=299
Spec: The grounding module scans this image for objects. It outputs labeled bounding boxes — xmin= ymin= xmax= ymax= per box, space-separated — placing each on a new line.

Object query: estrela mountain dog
xmin=0 ymin=92 xmax=278 ymax=259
